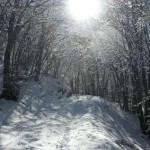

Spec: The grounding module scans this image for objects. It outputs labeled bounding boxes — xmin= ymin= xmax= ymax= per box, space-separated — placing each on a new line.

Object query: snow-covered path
xmin=0 ymin=80 xmax=150 ymax=150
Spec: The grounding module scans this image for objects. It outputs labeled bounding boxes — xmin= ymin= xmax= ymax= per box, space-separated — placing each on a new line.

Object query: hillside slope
xmin=0 ymin=78 xmax=150 ymax=150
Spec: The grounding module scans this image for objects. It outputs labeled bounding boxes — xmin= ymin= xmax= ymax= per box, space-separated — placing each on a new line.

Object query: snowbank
xmin=40 ymin=76 xmax=72 ymax=99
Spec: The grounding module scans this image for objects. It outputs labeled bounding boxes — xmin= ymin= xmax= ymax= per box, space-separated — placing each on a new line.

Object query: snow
xmin=0 ymin=77 xmax=150 ymax=150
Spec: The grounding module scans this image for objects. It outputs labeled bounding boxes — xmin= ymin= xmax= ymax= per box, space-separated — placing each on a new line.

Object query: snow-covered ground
xmin=0 ymin=77 xmax=150 ymax=150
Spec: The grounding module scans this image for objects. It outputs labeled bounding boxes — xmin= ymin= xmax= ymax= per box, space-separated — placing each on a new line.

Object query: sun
xmin=68 ymin=0 xmax=101 ymax=21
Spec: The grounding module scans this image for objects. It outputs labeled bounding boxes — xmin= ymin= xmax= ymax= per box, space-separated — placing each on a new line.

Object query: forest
xmin=0 ymin=0 xmax=150 ymax=141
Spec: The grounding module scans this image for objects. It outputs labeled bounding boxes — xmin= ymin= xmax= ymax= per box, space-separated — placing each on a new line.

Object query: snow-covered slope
xmin=41 ymin=76 xmax=72 ymax=99
xmin=0 ymin=79 xmax=150 ymax=150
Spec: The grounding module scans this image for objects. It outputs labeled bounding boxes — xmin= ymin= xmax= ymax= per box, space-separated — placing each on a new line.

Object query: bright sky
xmin=68 ymin=0 xmax=102 ymax=21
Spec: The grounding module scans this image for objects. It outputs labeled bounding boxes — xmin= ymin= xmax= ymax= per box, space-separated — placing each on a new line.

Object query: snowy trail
xmin=1 ymin=80 xmax=150 ymax=150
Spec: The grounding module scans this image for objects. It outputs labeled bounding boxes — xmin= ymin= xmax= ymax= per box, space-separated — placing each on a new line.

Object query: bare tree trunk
xmin=1 ymin=4 xmax=19 ymax=100
xmin=1 ymin=38 xmax=18 ymax=100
